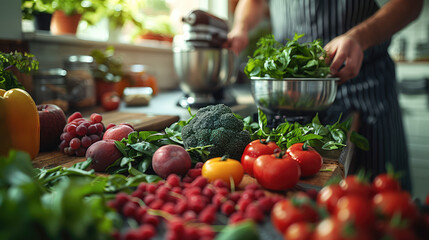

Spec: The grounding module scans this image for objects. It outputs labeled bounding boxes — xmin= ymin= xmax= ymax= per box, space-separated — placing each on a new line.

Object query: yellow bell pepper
xmin=0 ymin=88 xmax=40 ymax=159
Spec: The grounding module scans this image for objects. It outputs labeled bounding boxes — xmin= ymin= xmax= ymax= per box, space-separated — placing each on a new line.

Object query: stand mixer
xmin=173 ymin=10 xmax=236 ymax=108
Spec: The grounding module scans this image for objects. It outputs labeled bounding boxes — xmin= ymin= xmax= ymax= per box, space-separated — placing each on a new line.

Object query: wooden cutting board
xmin=100 ymin=111 xmax=180 ymax=131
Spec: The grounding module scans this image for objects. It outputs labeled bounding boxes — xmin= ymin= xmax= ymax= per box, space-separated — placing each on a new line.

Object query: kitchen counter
xmin=118 ymin=83 xmax=258 ymax=121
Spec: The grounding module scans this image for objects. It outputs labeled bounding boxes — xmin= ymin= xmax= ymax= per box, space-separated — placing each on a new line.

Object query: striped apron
xmin=269 ymin=0 xmax=411 ymax=191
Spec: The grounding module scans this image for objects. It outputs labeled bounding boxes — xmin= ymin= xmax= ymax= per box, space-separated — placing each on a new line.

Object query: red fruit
xmin=194 ymin=162 xmax=204 ymax=169
xmin=287 ymin=142 xmax=323 ymax=177
xmin=202 ymin=186 xmax=215 ymax=199
xmin=257 ymin=196 xmax=274 ymax=213
xmin=229 ymin=211 xmax=245 ymax=224
xmin=183 ymin=210 xmax=197 ymax=221
xmin=37 ymin=104 xmax=67 ymax=151
xmin=317 ymin=184 xmax=345 ymax=214
xmin=102 ymin=91 xmax=120 ymax=111
xmin=241 ymin=139 xmax=280 ymax=177
xmin=152 ymin=145 xmax=192 ymax=179
xmin=142 ymin=214 xmax=160 ymax=227
xmin=122 ymin=201 xmax=138 ymax=217
xmin=373 ymin=173 xmax=401 ymax=193
xmin=90 ymin=113 xmax=103 ymax=123
xmin=334 ymin=195 xmax=375 ymax=229
xmin=143 ymin=194 xmax=156 ymax=205
xmin=213 ymin=179 xmax=228 ymax=189
xmin=105 ymin=123 xmax=116 ymax=131
xmin=198 ymin=205 xmax=217 ymax=224
xmin=175 ymin=200 xmax=188 ymax=215
xmin=237 ymin=198 xmax=252 ymax=212
xmin=147 ymin=184 xmax=157 ymax=194
xmin=166 ymin=174 xmax=181 ymax=188
xmin=339 ymin=175 xmax=372 ymax=198
xmin=188 ymin=195 xmax=207 ymax=213
xmin=221 ymin=200 xmax=236 ymax=216
xmin=284 ymin=222 xmax=314 ymax=240
xmin=187 ymin=168 xmax=202 ymax=179
xmin=67 ymin=111 xmax=82 ymax=123
xmin=138 ymin=225 xmax=156 ymax=239
xmin=191 ymin=176 xmax=208 ymax=189
xmin=103 ymin=124 xmax=134 ymax=141
xmin=86 ymin=139 xmax=123 ymax=172
xmin=245 ymin=203 xmax=264 ymax=223
xmin=162 ymin=203 xmax=176 ymax=215
xmin=372 ymin=191 xmax=418 ymax=223
xmin=149 ymin=199 xmax=164 ymax=210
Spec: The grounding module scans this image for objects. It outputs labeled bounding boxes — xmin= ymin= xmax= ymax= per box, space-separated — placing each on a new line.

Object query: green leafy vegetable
xmin=0 ymin=51 xmax=39 ymax=90
xmin=244 ymin=34 xmax=330 ymax=78
xmin=243 ymin=108 xmax=369 ymax=152
xmin=0 ymin=150 xmax=119 ymax=240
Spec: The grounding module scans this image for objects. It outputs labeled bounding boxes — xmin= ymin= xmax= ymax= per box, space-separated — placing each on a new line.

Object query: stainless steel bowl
xmin=250 ymin=77 xmax=340 ymax=114
xmin=173 ymin=48 xmax=234 ymax=94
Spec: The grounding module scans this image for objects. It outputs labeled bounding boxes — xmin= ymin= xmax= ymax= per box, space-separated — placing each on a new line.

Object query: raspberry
xmin=254 ymin=190 xmax=266 ymax=199
xmin=188 ymin=195 xmax=207 ymax=213
xmin=182 ymin=176 xmax=193 ymax=183
xmin=229 ymin=192 xmax=241 ymax=203
xmin=107 ymin=199 xmax=119 ymax=211
xmin=156 ymin=186 xmax=170 ymax=200
xmin=191 ymin=176 xmax=208 ymax=189
xmin=212 ymin=194 xmax=227 ymax=208
xmin=240 ymin=191 xmax=255 ymax=201
xmin=156 ymin=181 xmax=165 ymax=187
xmin=137 ymin=182 xmax=148 ymax=192
xmin=122 ymin=201 xmax=138 ymax=217
xmin=198 ymin=205 xmax=217 ymax=224
xmin=143 ymin=194 xmax=156 ymax=205
xmin=229 ymin=211 xmax=245 ymax=224
xmin=184 ymin=226 xmax=200 ymax=240
xmin=194 ymin=162 xmax=204 ymax=169
xmin=216 ymin=187 xmax=229 ymax=196
xmin=245 ymin=203 xmax=265 ymax=223
xmin=237 ymin=198 xmax=252 ymax=212
xmin=168 ymin=218 xmax=185 ymax=236
xmin=131 ymin=189 xmax=144 ymax=199
xmin=138 ymin=224 xmax=156 ymax=239
xmin=162 ymin=202 xmax=176 ymax=215
xmin=143 ymin=214 xmax=160 ymax=227
xmin=175 ymin=200 xmax=188 ymax=215
xmin=135 ymin=207 xmax=147 ymax=222
xmin=183 ymin=210 xmax=197 ymax=222
xmin=245 ymin=183 xmax=261 ymax=191
xmin=149 ymin=199 xmax=164 ymax=210
xmin=187 ymin=168 xmax=202 ymax=179
xmin=166 ymin=174 xmax=181 ymax=188
xmin=257 ymin=196 xmax=274 ymax=213
xmin=183 ymin=187 xmax=201 ymax=197
xmin=90 ymin=113 xmax=102 ymax=123
xmin=213 ymin=179 xmax=228 ymax=189
xmin=115 ymin=192 xmax=131 ymax=208
xmin=202 ymin=186 xmax=215 ymax=199
xmin=221 ymin=200 xmax=236 ymax=216
xmin=67 ymin=111 xmax=82 ymax=123
xmin=147 ymin=184 xmax=157 ymax=194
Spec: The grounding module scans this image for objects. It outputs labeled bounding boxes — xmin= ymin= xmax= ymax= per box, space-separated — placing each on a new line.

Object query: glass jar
xmin=127 ymin=64 xmax=159 ymax=95
xmin=64 ymin=55 xmax=96 ymax=108
xmin=32 ymin=68 xmax=69 ymax=112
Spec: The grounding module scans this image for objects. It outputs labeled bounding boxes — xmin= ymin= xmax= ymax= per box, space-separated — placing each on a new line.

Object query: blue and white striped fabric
xmin=269 ymin=0 xmax=411 ymax=191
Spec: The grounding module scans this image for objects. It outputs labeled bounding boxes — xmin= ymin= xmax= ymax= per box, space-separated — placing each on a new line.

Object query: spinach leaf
xmin=244 ymin=34 xmax=330 ymax=79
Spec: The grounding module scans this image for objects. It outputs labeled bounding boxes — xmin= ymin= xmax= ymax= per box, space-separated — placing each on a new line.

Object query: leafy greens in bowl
xmin=244 ymin=33 xmax=330 ymax=79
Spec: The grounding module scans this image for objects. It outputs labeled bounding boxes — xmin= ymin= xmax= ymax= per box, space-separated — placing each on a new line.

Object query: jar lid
xmin=130 ymin=64 xmax=147 ymax=73
xmin=65 ymin=55 xmax=94 ymax=63
xmin=33 ymin=68 xmax=67 ymax=77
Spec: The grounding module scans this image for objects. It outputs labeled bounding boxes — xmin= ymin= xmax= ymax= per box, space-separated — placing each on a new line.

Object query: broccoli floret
xmin=182 ymin=104 xmax=251 ymax=160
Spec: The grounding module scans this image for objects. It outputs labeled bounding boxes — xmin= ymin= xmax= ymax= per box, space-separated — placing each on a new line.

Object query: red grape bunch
xmin=59 ymin=112 xmax=105 ymax=157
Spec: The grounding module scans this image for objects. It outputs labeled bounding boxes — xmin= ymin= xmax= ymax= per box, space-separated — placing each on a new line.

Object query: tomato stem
xmin=220 ymin=155 xmax=229 ymax=161
xmin=302 ymin=141 xmax=309 ymax=151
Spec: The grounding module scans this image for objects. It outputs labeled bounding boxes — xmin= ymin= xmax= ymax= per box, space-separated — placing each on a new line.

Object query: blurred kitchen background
xmin=0 ymin=0 xmax=428 ymax=199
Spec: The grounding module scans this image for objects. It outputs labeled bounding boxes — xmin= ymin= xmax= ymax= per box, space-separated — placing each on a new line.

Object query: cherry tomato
xmin=202 ymin=156 xmax=244 ymax=187
xmin=253 ymin=152 xmax=301 ymax=191
xmin=287 ymin=142 xmax=323 ymax=177
xmin=317 ymin=184 xmax=345 ymax=214
xmin=284 ymin=222 xmax=314 ymax=240
xmin=313 ymin=217 xmax=375 ymax=240
xmin=271 ymin=195 xmax=319 ymax=234
xmin=372 ymin=191 xmax=418 ymax=223
xmin=334 ymin=195 xmax=375 ymax=230
xmin=372 ymin=173 xmax=401 ymax=193
xmin=102 ymin=91 xmax=120 ymax=111
xmin=241 ymin=139 xmax=280 ymax=177
xmin=339 ymin=175 xmax=373 ymax=198
xmin=377 ymin=221 xmax=418 ymax=240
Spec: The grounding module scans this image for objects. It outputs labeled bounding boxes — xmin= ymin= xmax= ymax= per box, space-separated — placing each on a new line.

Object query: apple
xmin=37 ymin=104 xmax=67 ymax=151
xmin=103 ymin=124 xmax=135 ymax=141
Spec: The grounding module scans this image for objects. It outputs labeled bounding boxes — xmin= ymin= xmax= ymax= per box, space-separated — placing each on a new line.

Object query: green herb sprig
xmin=244 ymin=33 xmax=330 ymax=78
xmin=0 ymin=51 xmax=39 ymax=90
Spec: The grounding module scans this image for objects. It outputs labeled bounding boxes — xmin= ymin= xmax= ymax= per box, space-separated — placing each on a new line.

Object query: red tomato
xmin=334 ymin=195 xmax=375 ymax=229
xmin=372 ymin=173 xmax=401 ymax=193
xmin=271 ymin=195 xmax=319 ymax=234
xmin=313 ymin=217 xmax=375 ymax=240
xmin=339 ymin=175 xmax=373 ymax=198
xmin=377 ymin=221 xmax=418 ymax=240
xmin=287 ymin=143 xmax=323 ymax=177
xmin=241 ymin=139 xmax=280 ymax=177
xmin=317 ymin=184 xmax=345 ymax=214
xmin=102 ymin=91 xmax=120 ymax=111
xmin=253 ymin=152 xmax=301 ymax=191
xmin=284 ymin=222 xmax=314 ymax=240
xmin=372 ymin=191 xmax=418 ymax=223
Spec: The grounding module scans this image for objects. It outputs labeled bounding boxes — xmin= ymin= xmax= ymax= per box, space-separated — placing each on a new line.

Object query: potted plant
xmin=90 ymin=46 xmax=123 ymax=103
xmin=21 ymin=0 xmax=54 ymax=31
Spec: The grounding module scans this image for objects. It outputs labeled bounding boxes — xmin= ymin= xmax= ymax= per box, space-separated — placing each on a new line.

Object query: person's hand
xmin=324 ymin=34 xmax=364 ymax=84
xmin=224 ymin=27 xmax=249 ymax=55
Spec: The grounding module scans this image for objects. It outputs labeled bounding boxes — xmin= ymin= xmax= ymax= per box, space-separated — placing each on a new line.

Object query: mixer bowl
xmin=250 ymin=77 xmax=340 ymax=114
xmin=173 ymin=48 xmax=234 ymax=94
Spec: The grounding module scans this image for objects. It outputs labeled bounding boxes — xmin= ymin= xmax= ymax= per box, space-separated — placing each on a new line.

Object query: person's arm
xmin=226 ymin=0 xmax=267 ymax=55
xmin=326 ymin=0 xmax=423 ymax=82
